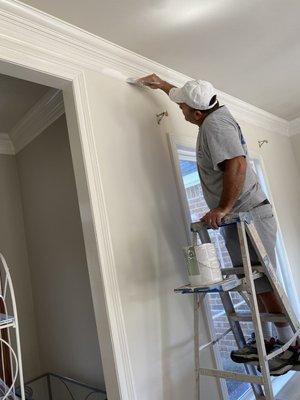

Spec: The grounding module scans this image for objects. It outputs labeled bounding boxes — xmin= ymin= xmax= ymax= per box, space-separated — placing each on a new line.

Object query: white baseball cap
xmin=169 ymin=80 xmax=217 ymax=110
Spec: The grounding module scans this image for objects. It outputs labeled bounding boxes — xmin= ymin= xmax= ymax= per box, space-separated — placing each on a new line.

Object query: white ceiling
xmin=21 ymin=0 xmax=300 ymax=121
xmin=0 ymin=74 xmax=49 ymax=132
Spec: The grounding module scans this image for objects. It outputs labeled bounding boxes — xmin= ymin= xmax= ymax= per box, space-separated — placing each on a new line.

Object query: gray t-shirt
xmin=196 ymin=105 xmax=266 ymax=212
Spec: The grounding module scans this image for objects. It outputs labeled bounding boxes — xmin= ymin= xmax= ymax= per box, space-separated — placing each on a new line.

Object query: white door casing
xmin=0 ymin=2 xmax=136 ymax=399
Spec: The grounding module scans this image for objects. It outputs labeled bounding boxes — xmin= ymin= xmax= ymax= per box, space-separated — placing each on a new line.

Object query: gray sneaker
xmin=230 ymin=333 xmax=276 ymax=366
xmin=258 ymin=341 xmax=298 ymax=376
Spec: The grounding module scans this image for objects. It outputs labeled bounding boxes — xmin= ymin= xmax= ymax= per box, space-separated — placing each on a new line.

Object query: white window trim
xmin=168 ymin=133 xmax=298 ymax=400
xmin=168 ymin=133 xmax=229 ymax=400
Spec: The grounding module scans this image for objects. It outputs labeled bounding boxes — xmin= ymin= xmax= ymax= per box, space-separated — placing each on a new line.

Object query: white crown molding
xmin=0 ymin=0 xmax=291 ymax=137
xmin=0 ymin=133 xmax=15 ymax=154
xmin=289 ymin=117 xmax=300 ymax=137
xmin=9 ymin=88 xmax=64 ymax=153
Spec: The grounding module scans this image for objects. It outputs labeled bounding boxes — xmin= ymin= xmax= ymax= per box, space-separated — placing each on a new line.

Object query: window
xmin=179 ymin=155 xmax=252 ymax=400
xmin=173 ymin=141 xmax=298 ymax=400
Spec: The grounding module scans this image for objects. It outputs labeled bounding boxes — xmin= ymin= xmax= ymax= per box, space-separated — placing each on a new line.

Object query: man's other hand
xmin=201 ymin=207 xmax=230 ymax=230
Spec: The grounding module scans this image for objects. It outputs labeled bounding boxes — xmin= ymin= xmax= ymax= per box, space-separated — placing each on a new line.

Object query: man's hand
xmin=137 ymin=74 xmax=175 ymax=94
xmin=137 ymin=74 xmax=164 ymax=89
xmin=201 ymin=207 xmax=230 ymax=230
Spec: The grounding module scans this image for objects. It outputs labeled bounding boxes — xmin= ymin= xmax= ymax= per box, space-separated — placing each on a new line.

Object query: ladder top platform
xmin=174 ymin=276 xmax=241 ymax=294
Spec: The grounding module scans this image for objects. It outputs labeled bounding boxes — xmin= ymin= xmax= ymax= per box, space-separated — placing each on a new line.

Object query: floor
xmin=277 ymin=374 xmax=300 ymax=399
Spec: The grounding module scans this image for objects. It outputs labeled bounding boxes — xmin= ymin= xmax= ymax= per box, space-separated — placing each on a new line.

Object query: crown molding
xmin=9 ymin=87 xmax=64 ymax=153
xmin=0 ymin=0 xmax=292 ymax=137
xmin=289 ymin=117 xmax=300 ymax=137
xmin=0 ymin=133 xmax=15 ymax=154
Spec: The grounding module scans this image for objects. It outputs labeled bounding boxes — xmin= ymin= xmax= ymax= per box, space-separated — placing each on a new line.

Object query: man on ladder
xmin=138 ymin=73 xmax=299 ymax=375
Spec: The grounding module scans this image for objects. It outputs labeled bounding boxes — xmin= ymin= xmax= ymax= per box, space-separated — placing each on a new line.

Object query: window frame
xmin=167 ymin=133 xmax=297 ymax=400
xmin=168 ymin=133 xmax=229 ymax=400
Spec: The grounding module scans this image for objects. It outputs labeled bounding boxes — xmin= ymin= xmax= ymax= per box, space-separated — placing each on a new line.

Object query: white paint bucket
xmin=183 ymin=243 xmax=223 ymax=286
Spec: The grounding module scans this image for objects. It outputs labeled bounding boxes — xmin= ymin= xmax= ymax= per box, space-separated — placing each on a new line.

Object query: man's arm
xmin=137 ymin=74 xmax=175 ymax=95
xmin=202 ymin=156 xmax=247 ymax=229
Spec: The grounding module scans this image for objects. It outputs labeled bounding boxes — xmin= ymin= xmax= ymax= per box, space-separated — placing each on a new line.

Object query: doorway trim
xmin=0 ymin=2 xmax=137 ymax=399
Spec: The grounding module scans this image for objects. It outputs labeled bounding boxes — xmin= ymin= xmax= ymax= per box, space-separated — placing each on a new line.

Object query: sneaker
xmin=258 ymin=341 xmax=299 ymax=376
xmin=230 ymin=333 xmax=276 ymax=366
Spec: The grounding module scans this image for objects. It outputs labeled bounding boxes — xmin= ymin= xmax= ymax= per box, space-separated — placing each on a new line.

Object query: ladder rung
xmin=198 ymin=367 xmax=263 ymax=384
xmin=229 ymin=312 xmax=287 ymax=323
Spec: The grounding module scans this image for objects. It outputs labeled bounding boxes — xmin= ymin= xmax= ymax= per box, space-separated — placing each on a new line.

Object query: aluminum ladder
xmin=174 ymin=212 xmax=300 ymax=400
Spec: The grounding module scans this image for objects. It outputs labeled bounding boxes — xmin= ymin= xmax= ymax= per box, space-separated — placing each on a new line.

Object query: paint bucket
xmin=183 ymin=243 xmax=223 ymax=286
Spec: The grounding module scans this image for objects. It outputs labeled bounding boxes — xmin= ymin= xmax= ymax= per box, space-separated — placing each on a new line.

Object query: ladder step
xmin=174 ymin=271 xmax=265 ymax=294
xmin=229 ymin=312 xmax=287 ymax=323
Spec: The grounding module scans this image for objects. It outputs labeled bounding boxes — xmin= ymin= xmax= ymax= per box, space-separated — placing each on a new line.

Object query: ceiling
xmin=0 ymin=74 xmax=49 ymax=132
xmin=20 ymin=0 xmax=300 ymax=121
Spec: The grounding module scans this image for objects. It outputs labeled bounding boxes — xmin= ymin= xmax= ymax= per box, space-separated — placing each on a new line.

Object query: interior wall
xmin=81 ymin=69 xmax=300 ymax=400
xmin=0 ymin=155 xmax=41 ymax=380
xmin=83 ymin=71 xmax=221 ymax=400
xmin=290 ymin=133 xmax=300 ymax=172
xmin=16 ymin=115 xmax=104 ymax=387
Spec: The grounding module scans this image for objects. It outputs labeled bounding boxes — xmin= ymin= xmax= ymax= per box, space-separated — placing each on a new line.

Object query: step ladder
xmin=174 ymin=212 xmax=300 ymax=400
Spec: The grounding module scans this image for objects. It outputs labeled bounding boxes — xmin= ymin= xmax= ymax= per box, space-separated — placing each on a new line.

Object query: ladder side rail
xmin=192 ymin=227 xmax=208 ymax=400
xmin=194 ymin=293 xmax=203 ymax=400
xmin=194 ymin=224 xmax=264 ymax=399
xmin=191 ymin=223 xmax=263 ymax=399
xmin=237 ymin=221 xmax=274 ymax=400
xmin=245 ymin=223 xmax=300 ymax=333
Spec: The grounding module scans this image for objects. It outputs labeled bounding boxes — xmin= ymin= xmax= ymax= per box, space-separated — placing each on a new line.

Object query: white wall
xmin=81 ymin=69 xmax=300 ymax=399
xmin=291 ymin=133 xmax=300 ymax=172
xmin=2 ymin=53 xmax=299 ymax=400
xmin=83 ymin=71 xmax=221 ymax=400
xmin=0 ymin=155 xmax=41 ymax=380
xmin=16 ymin=115 xmax=104 ymax=387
